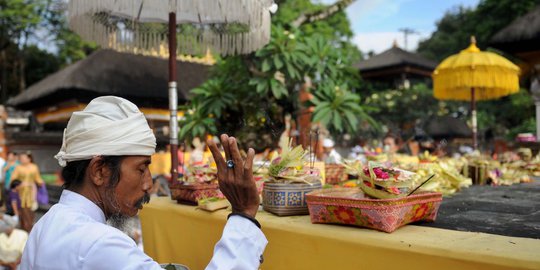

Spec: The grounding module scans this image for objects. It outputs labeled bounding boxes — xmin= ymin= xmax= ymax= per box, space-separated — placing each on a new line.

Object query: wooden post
xmin=169 ymin=12 xmax=179 ymax=182
xmin=471 ymin=87 xmax=477 ymax=150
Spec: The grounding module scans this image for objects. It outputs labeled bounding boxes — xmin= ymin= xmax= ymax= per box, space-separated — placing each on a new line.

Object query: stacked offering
xmin=262 ymin=140 xmax=322 ymax=216
xmin=306 ymin=162 xmax=442 ymax=232
xmin=358 ymin=163 xmax=416 ymax=199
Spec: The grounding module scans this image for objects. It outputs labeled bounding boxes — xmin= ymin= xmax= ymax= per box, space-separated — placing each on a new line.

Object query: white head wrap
xmin=323 ymin=138 xmax=335 ymax=148
xmin=0 ymin=214 xmax=17 ymax=233
xmin=54 ymin=96 xmax=156 ymax=167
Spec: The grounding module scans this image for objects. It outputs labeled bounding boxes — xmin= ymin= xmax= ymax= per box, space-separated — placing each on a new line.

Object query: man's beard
xmin=104 ymin=188 xmax=150 ymax=232
xmin=105 ymin=187 xmax=129 ymax=231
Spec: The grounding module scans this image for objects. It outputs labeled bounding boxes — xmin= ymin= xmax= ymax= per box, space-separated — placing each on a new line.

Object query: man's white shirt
xmin=20 ymin=190 xmax=267 ymax=270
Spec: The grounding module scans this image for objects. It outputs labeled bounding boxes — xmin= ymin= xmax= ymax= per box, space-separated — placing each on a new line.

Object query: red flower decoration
xmin=333 ymin=206 xmax=356 ymax=224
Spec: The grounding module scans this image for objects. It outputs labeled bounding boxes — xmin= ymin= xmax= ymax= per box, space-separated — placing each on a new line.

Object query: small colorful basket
xmin=262 ymin=181 xmax=322 ymax=216
xmin=306 ymin=188 xmax=442 ymax=233
xmin=169 ymin=182 xmax=219 ymax=205
xmin=325 ymin=164 xmax=348 ymax=184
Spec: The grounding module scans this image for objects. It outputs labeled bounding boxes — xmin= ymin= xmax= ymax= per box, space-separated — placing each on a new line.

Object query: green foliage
xmin=364 ymin=84 xmax=462 ymax=135
xmin=311 ymin=82 xmax=375 ymax=134
xmin=181 ymin=0 xmax=367 ymax=144
xmin=0 ymin=0 xmax=97 ymax=103
xmin=477 ymin=89 xmax=535 ymax=138
xmin=190 ymin=78 xmax=236 ymax=118
xmin=55 ymin=25 xmax=97 ymax=65
xmin=179 ymin=103 xmax=218 ymax=141
xmin=506 ymin=117 xmax=536 ymax=141
xmin=0 ymin=0 xmax=43 ymax=46
xmin=417 ymin=0 xmax=540 ymax=62
xmin=24 ymin=45 xmax=63 ymax=86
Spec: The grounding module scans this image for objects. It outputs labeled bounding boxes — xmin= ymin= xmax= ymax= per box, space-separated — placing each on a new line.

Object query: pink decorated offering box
xmin=306 ymin=188 xmax=442 ymax=233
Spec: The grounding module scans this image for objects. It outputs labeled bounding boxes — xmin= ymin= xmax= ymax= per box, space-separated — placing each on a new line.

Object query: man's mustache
xmin=135 ymin=193 xmax=151 ymax=208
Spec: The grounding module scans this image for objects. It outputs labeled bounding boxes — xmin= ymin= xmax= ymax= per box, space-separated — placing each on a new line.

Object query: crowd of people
xmin=0 ymin=151 xmax=45 ymax=269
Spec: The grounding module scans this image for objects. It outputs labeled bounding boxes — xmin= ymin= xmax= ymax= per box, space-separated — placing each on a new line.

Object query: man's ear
xmin=87 ymin=157 xmax=110 ymax=187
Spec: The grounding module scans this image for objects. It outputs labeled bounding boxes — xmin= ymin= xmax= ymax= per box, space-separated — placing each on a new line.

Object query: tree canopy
xmin=0 ymin=0 xmax=95 ymax=104
xmin=179 ymin=0 xmax=372 ymax=149
xmin=417 ymin=0 xmax=540 ymax=62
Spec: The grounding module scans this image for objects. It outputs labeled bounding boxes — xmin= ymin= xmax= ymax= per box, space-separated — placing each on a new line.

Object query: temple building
xmin=355 ymin=42 xmax=437 ymax=90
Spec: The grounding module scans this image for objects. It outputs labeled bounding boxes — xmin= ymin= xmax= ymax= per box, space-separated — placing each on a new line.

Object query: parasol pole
xmin=169 ymin=12 xmax=179 ymax=182
xmin=471 ymin=87 xmax=477 ymax=150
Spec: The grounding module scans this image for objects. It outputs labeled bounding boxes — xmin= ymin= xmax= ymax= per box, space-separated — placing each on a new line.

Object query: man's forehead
xmin=125 ymin=155 xmax=152 ymax=164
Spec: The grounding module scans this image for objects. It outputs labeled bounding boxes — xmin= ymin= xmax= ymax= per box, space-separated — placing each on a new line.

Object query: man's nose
xmin=142 ymin=170 xmax=153 ymax=191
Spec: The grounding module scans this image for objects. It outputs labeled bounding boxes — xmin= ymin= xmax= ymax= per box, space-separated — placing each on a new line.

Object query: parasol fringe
xmin=69 ymin=12 xmax=270 ymax=57
xmin=433 ymin=67 xmax=520 ymax=100
xmin=69 ymin=0 xmax=271 ymax=57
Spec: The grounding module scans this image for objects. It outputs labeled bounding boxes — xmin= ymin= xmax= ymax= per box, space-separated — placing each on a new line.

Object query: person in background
xmin=0 ymin=211 xmax=27 ymax=269
xmin=0 ymin=154 xmax=5 ymax=210
xmin=8 ymin=180 xmax=21 ymax=224
xmin=383 ymin=133 xmax=402 ymax=154
xmin=349 ymin=138 xmax=367 ymax=163
xmin=10 ymin=152 xmax=43 ymax=232
xmin=1 ymin=152 xmax=18 ymax=214
xmin=322 ymin=138 xmax=342 ymax=164
xmin=189 ymin=137 xmax=205 ymax=166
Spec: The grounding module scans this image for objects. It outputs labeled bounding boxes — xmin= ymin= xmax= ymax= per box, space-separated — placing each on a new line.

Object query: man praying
xmin=20 ymin=96 xmax=266 ymax=269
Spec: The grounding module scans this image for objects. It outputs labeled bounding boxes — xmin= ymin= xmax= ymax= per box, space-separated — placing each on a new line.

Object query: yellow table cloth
xmin=140 ymin=197 xmax=540 ymax=270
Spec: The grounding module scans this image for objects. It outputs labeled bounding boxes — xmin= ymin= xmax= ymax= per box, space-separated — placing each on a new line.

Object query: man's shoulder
xmin=30 ymin=205 xmax=134 ymax=253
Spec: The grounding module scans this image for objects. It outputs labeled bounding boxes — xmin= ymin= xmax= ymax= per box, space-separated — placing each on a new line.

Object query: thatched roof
xmin=8 ymin=49 xmax=210 ymax=110
xmin=490 ymin=5 xmax=540 ymax=53
xmin=354 ymin=46 xmax=437 ymax=72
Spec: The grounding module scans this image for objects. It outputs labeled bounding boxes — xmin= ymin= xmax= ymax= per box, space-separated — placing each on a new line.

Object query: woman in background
xmin=10 ymin=152 xmax=43 ymax=232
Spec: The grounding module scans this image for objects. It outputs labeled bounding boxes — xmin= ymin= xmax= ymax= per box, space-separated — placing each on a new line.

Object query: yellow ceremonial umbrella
xmin=432 ymin=36 xmax=520 ymax=149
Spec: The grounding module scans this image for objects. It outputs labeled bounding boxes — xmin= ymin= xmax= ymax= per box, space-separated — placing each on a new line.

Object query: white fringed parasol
xmin=68 ymin=0 xmax=272 ymax=56
xmin=68 ymin=0 xmax=274 ymax=181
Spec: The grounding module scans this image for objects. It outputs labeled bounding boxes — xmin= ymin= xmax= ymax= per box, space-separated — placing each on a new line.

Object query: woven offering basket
xmin=464 ymin=164 xmax=491 ymax=185
xmin=325 ymin=164 xmax=348 ymax=184
xmin=262 ymin=180 xmax=322 ymax=216
xmin=306 ymin=188 xmax=442 ymax=233
xmin=169 ymin=182 xmax=219 ymax=205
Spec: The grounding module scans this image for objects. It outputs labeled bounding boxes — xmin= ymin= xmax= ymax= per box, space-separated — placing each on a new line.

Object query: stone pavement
xmin=417 ymin=179 xmax=540 ymax=239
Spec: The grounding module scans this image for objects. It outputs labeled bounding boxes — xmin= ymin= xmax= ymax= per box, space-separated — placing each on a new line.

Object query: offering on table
xmin=184 ymin=164 xmax=218 ymax=183
xmin=263 ymin=139 xmax=322 ymax=216
xmin=306 ymin=188 xmax=442 ymax=233
xmin=412 ymin=159 xmax=472 ymax=196
xmin=169 ymin=164 xmax=219 ymax=204
xmin=197 ymin=197 xmax=230 ymax=212
xmin=358 ymin=162 xmax=416 ymax=199
xmin=267 ymin=140 xmax=320 ymax=184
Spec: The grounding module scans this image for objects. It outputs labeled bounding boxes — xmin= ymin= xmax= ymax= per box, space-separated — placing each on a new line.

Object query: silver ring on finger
xmin=226 ymin=160 xmax=235 ymax=169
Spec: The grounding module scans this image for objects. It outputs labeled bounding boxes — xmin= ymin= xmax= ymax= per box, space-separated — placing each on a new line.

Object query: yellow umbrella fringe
xmin=432 ymin=53 xmax=520 ymax=101
xmin=433 ymin=69 xmax=519 ymax=100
